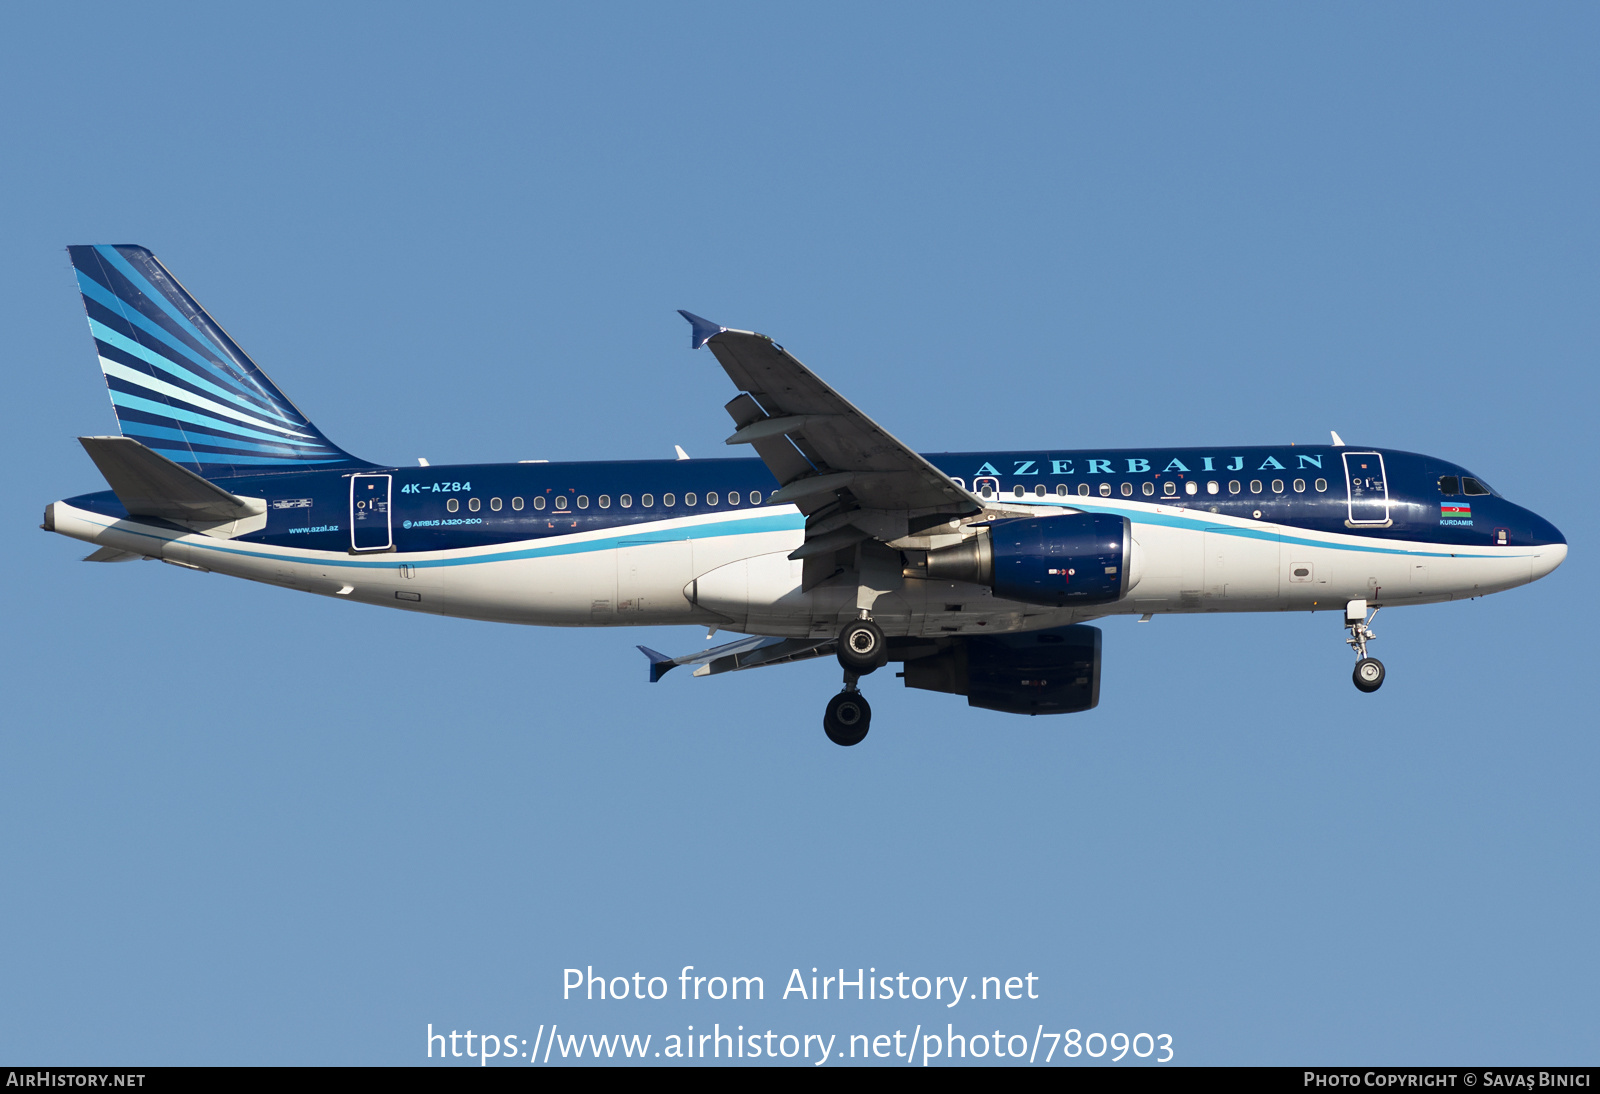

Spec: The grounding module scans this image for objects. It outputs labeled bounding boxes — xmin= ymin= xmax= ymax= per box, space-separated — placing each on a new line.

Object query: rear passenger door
xmin=350 ymin=473 xmax=393 ymax=552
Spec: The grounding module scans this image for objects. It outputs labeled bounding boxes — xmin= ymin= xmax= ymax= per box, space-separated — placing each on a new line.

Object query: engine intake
xmin=923 ymin=513 xmax=1136 ymax=607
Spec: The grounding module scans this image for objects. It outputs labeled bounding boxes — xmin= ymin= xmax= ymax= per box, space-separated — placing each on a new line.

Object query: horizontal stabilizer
xmin=78 ymin=435 xmax=266 ymax=524
xmin=638 ymin=635 xmax=835 ymax=682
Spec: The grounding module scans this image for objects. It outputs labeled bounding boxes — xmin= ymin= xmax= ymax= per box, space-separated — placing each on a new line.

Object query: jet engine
xmin=901 ymin=624 xmax=1101 ymax=714
xmin=922 ymin=513 xmax=1138 ymax=607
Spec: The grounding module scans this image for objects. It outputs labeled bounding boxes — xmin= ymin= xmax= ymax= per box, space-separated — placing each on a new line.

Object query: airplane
xmin=43 ymin=245 xmax=1568 ymax=746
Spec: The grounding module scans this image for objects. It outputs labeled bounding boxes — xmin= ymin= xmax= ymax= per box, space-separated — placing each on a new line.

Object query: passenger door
xmin=350 ymin=473 xmax=392 ymax=552
xmin=1342 ymin=452 xmax=1390 ymax=526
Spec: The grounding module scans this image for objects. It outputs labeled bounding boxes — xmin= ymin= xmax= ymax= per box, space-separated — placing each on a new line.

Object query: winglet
xmin=678 ymin=310 xmax=726 ymax=350
xmin=1330 ymin=430 xmax=1346 ymax=447
xmin=637 ymin=646 xmax=677 ymax=683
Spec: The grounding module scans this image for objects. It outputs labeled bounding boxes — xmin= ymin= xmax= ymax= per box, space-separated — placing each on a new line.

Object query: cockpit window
xmin=1462 ymin=477 xmax=1491 ymax=496
xmin=1437 ymin=475 xmax=1459 ymax=496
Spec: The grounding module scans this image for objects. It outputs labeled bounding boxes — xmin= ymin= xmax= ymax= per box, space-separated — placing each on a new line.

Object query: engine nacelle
xmin=923 ymin=513 xmax=1136 ymax=607
xmin=901 ymin=624 xmax=1101 ymax=715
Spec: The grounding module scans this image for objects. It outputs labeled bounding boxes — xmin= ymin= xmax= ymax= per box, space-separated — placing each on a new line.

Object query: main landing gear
xmin=824 ymin=683 xmax=871 ymax=747
xmin=836 ymin=617 xmax=887 ymax=675
xmin=1345 ymin=599 xmax=1385 ymax=693
xmin=825 ymin=616 xmax=886 ymax=746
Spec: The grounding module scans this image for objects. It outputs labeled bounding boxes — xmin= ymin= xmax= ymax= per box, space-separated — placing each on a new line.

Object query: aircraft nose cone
xmin=1533 ymin=513 xmax=1566 ymax=547
xmin=1526 ymin=512 xmax=1567 ymax=582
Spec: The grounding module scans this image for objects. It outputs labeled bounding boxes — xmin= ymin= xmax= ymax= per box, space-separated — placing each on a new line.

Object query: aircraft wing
xmin=680 ymin=312 xmax=982 ymax=568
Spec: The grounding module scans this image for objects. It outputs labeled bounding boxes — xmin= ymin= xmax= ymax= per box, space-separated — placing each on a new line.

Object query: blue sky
xmin=2 ymin=2 xmax=1594 ymax=1065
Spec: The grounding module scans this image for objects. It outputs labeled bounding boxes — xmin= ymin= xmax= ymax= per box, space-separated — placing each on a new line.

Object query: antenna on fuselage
xmin=1330 ymin=431 xmax=1346 ymax=447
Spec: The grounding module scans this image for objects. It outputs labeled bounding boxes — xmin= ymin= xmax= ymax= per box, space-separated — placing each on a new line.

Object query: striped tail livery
xmin=67 ymin=245 xmax=369 ymax=478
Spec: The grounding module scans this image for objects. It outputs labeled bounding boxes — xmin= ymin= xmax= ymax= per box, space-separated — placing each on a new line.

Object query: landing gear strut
xmin=1345 ymin=600 xmax=1385 ymax=693
xmin=826 ymin=616 xmax=883 ymax=746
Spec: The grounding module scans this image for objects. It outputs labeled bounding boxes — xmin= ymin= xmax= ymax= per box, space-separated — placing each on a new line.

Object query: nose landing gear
xmin=1344 ymin=599 xmax=1385 ymax=693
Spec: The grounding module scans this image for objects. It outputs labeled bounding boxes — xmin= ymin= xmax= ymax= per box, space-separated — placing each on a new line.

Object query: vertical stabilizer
xmin=67 ymin=245 xmax=372 ymax=478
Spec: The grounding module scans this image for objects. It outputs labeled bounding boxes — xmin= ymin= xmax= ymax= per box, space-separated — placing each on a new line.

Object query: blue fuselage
xmin=61 ymin=445 xmax=1565 ymax=556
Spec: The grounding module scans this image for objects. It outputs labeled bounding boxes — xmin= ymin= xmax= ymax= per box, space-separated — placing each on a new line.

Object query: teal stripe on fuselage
xmin=71 ymin=501 xmax=1527 ymax=583
xmin=75 ymin=510 xmax=810 ymax=569
xmin=1014 ymin=497 xmax=1529 ymax=559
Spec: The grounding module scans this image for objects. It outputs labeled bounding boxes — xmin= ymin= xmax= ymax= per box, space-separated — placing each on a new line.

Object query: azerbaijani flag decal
xmin=1441 ymin=503 xmax=1471 ymax=519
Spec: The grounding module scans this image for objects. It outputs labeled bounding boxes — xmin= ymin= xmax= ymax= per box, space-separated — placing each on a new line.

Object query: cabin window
xmin=555 ymin=496 xmax=568 ymax=510
xmin=1035 ymin=485 xmax=1047 ymax=498
xmin=620 ymin=494 xmax=632 ymax=508
xmin=684 ymin=492 xmax=697 ymax=506
xmin=1271 ymin=479 xmax=1285 ymax=493
xmin=1462 ymin=477 xmax=1491 ymax=496
xmin=1437 ymin=475 xmax=1460 ymax=496
xmin=1314 ymin=478 xmax=1328 ymax=492
xmin=467 ymin=497 xmax=481 ymax=512
xmin=663 ymin=493 xmax=675 ymax=507
xmin=1077 ymin=484 xmax=1090 ymax=497
xmin=533 ymin=496 xmax=546 ymax=510
xmin=490 ymin=497 xmax=502 ymax=511
xmin=707 ymin=491 xmax=719 ymax=505
xmin=1057 ymin=484 xmax=1069 ymax=497
xmin=599 ymin=495 xmax=611 ymax=508
xmin=1206 ymin=481 xmax=1219 ymax=494
xmin=642 ymin=494 xmax=654 ymax=507
xmin=512 ymin=497 xmax=524 ymax=510
xmin=1163 ymin=481 xmax=1177 ymax=497
xmin=1185 ymin=481 xmax=1198 ymax=496
xmin=1121 ymin=482 xmax=1133 ymax=497
xmin=577 ymin=495 xmax=589 ymax=509
xmin=1014 ymin=485 xmax=1025 ymax=498
xmin=1143 ymin=482 xmax=1155 ymax=496
xmin=1099 ymin=483 xmax=1112 ymax=497
xmin=749 ymin=491 xmax=762 ymax=504
xmin=1229 ymin=480 xmax=1241 ymax=494
xmin=1292 ymin=479 xmax=1305 ymax=493
xmin=446 ymin=498 xmax=459 ymax=513
xmin=1250 ymin=480 xmax=1263 ymax=494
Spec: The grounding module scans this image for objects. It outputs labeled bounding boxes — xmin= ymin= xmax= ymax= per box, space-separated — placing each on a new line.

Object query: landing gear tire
xmin=1353 ymin=657 xmax=1385 ymax=693
xmin=836 ymin=619 xmax=887 ymax=675
xmin=823 ymin=691 xmax=871 ymax=747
